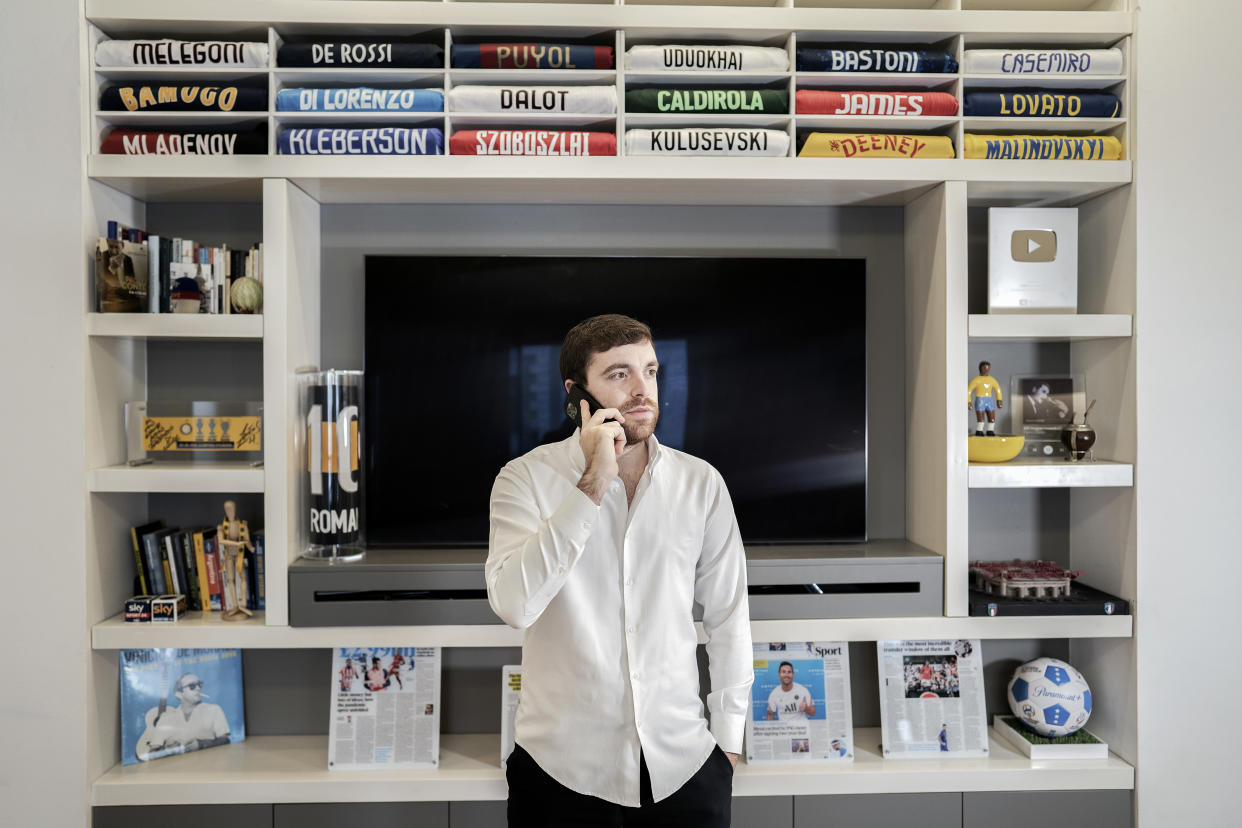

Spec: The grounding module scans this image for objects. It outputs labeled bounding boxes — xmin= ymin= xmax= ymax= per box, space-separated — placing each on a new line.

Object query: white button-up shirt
xmin=487 ymin=431 xmax=752 ymax=806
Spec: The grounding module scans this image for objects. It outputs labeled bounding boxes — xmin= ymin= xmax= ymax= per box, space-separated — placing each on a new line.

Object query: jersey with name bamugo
xmin=486 ymin=433 xmax=752 ymax=807
xmin=100 ymin=84 xmax=267 ymax=112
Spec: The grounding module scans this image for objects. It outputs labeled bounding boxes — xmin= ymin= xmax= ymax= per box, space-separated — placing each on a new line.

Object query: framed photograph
xmin=1009 ymin=374 xmax=1085 ymax=458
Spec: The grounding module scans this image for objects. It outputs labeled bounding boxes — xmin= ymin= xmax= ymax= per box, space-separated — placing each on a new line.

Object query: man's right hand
xmin=577 ymin=400 xmax=625 ymax=505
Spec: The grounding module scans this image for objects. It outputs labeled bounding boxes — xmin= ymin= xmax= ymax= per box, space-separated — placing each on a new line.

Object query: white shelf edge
xmin=90 ymin=728 xmax=1134 ymax=807
xmin=87 ymin=312 xmax=264 ymax=339
xmin=91 ymin=612 xmax=1132 ymax=649
xmin=88 ymin=462 xmax=265 ymax=493
xmin=968 ymin=459 xmax=1133 ymax=488
xmin=967 ymin=313 xmax=1131 ymax=341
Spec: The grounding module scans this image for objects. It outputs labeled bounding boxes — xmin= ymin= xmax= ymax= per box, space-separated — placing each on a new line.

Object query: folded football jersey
xmin=963 ymin=90 xmax=1121 ymax=118
xmin=448 ymin=86 xmax=617 ymax=114
xmin=101 ymin=126 xmax=267 ymax=155
xmin=278 ymin=127 xmax=445 ymax=155
xmin=625 ymin=45 xmax=789 ymax=72
xmin=100 ymin=83 xmax=267 ymax=112
xmin=964 ymin=133 xmax=1123 ymax=160
xmin=451 ymin=130 xmax=616 ymax=156
xmin=450 ymin=44 xmax=614 ymax=70
xmin=796 ymin=89 xmax=957 ymax=116
xmin=624 ymin=128 xmax=790 ymax=156
xmin=96 ymin=40 xmax=269 ymax=68
xmin=797 ymin=48 xmax=957 ymax=73
xmin=277 ymin=42 xmax=443 ymax=68
xmin=798 ymin=132 xmax=954 ymax=158
xmin=276 ymin=88 xmax=444 ymax=112
xmin=962 ymin=48 xmax=1123 ymax=75
xmin=625 ymin=88 xmax=788 ymax=114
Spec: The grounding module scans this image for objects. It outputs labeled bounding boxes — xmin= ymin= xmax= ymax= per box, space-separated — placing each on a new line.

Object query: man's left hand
xmin=725 ymin=752 xmax=739 ymax=770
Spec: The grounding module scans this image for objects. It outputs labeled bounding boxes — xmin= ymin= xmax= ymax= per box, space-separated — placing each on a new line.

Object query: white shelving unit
xmin=81 ymin=0 xmax=1140 ymax=816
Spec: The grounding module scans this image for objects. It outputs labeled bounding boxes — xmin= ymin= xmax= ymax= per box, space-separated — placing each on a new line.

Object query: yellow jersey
xmin=967 ymin=375 xmax=1002 ymax=402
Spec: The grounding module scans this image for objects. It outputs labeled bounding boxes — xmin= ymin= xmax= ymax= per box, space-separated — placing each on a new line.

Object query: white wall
xmin=0 ymin=0 xmax=88 ymax=825
xmin=1135 ymin=1 xmax=1242 ymax=825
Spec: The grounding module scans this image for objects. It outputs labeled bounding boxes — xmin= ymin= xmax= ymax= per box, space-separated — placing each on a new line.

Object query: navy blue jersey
xmin=797 ymin=47 xmax=957 ymax=73
xmin=963 ymin=90 xmax=1121 ymax=118
xmin=100 ymin=84 xmax=266 ymax=112
xmin=277 ymin=42 xmax=443 ymax=68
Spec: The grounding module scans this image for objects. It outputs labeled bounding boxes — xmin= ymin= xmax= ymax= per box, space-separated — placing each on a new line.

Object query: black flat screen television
xmin=364 ymin=256 xmax=866 ymax=547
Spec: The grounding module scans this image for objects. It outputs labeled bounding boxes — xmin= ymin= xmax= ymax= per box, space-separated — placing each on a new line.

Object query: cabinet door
xmin=450 ymin=801 xmax=507 ymax=828
xmin=795 ymin=793 xmax=961 ymax=827
xmin=274 ymin=802 xmax=448 ymax=828
xmin=964 ymin=791 xmax=1131 ymax=828
xmin=734 ymin=795 xmax=793 ymax=828
xmin=95 ymin=805 xmax=272 ymax=828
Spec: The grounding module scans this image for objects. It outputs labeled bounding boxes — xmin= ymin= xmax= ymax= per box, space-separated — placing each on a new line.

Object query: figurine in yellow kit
xmin=967 ymin=360 xmax=1003 ymax=436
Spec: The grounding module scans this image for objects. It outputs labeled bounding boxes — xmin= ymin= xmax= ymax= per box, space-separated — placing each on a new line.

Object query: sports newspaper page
xmin=328 ymin=647 xmax=440 ymax=769
xmin=501 ymin=664 xmax=521 ymax=769
xmin=877 ymin=639 xmax=988 ymax=759
xmin=746 ymin=641 xmax=854 ymax=763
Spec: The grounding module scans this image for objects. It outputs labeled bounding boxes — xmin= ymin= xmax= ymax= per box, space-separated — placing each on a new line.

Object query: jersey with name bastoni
xmin=276 ymin=42 xmax=443 ymax=68
xmin=961 ymin=48 xmax=1123 ymax=75
xmin=95 ymin=40 xmax=269 ymax=68
xmin=798 ymin=132 xmax=954 ymax=159
xmin=796 ymin=89 xmax=957 ymax=116
xmin=963 ymin=90 xmax=1121 ymax=118
xmin=450 ymin=44 xmax=614 ymax=69
xmin=625 ymin=44 xmax=789 ymax=72
xmin=448 ymin=86 xmax=617 ymax=114
xmin=797 ymin=47 xmax=957 ymax=73
xmin=450 ymin=130 xmax=616 ymax=156
xmin=100 ymin=84 xmax=267 ymax=112
xmin=624 ymin=128 xmax=789 ymax=157
xmin=625 ymin=88 xmax=788 ymax=114
xmin=101 ymin=127 xmax=267 ymax=155
xmin=276 ymin=88 xmax=444 ymax=112
xmin=964 ymin=133 xmax=1123 ymax=160
xmin=278 ymin=127 xmax=445 ymax=155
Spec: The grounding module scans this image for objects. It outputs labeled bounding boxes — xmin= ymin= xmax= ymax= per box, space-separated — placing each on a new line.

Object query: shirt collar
xmin=565 ymin=429 xmax=663 ymax=477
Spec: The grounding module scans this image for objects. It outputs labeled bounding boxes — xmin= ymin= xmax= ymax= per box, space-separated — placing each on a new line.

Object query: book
xmin=120 ymin=648 xmax=245 ymax=765
xmin=202 ymin=530 xmax=223 ymax=611
xmin=95 ymin=236 xmax=149 ymax=312
xmin=162 ymin=532 xmax=183 ymax=596
xmin=253 ymin=532 xmax=266 ymax=611
xmin=129 ymin=520 xmax=165 ymax=595
xmin=142 ymin=528 xmax=175 ymax=594
xmin=177 ymin=530 xmax=201 ymax=611
xmin=192 ymin=529 xmax=211 ymax=613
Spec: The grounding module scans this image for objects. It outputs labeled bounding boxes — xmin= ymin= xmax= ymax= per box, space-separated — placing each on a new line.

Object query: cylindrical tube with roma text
xmin=298 ymin=369 xmax=365 ymax=561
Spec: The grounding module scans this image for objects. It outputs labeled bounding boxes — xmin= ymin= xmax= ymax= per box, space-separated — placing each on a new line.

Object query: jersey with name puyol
xmin=450 ymin=44 xmax=614 ymax=69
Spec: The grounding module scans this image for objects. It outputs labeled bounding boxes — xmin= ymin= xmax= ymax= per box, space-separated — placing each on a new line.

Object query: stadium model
xmin=970 ymin=560 xmax=1083 ymax=599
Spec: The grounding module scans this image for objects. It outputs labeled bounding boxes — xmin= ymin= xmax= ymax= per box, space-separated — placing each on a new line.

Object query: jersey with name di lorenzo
xmin=625 ymin=88 xmax=788 ymax=114
xmin=624 ymin=128 xmax=790 ymax=157
xmin=100 ymin=84 xmax=266 ymax=112
xmin=450 ymin=43 xmax=614 ymax=69
xmin=963 ymin=90 xmax=1121 ymax=118
xmin=798 ymin=132 xmax=954 ymax=159
xmin=95 ymin=40 xmax=269 ymax=68
xmin=447 ymin=85 xmax=617 ymax=114
xmin=768 ymin=682 xmax=813 ymax=721
xmin=796 ymin=90 xmax=958 ymax=116
xmin=276 ymin=87 xmax=444 ymax=112
xmin=964 ymin=133 xmax=1123 ymax=160
xmin=450 ymin=130 xmax=616 ymax=156
xmin=797 ymin=47 xmax=957 ymax=73
xmin=276 ymin=42 xmax=443 ymax=68
xmin=278 ymin=127 xmax=444 ymax=155
xmin=101 ymin=128 xmax=266 ymax=155
xmin=624 ymin=44 xmax=789 ymax=72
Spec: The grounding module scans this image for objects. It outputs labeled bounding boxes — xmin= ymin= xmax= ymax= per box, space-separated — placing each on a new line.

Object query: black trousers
xmin=506 ymin=743 xmax=733 ymax=827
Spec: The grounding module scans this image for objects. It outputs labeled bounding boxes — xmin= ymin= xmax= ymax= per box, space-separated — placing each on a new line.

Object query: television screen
xmin=364 ymin=256 xmax=866 ymax=546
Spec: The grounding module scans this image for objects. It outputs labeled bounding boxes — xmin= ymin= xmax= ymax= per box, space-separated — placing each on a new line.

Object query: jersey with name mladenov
xmin=768 ymin=682 xmax=813 ymax=720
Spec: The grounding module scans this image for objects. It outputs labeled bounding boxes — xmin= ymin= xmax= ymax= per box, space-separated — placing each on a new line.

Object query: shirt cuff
xmin=710 ymin=711 xmax=747 ymax=755
xmin=551 ymin=484 xmax=601 ymax=548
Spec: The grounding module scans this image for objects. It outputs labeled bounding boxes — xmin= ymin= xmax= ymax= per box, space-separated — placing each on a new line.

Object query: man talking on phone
xmin=487 ymin=314 xmax=752 ymax=826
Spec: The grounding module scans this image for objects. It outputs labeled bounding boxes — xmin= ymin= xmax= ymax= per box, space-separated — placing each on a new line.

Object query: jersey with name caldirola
xmin=961 ymin=48 xmax=1123 ymax=75
xmin=100 ymin=84 xmax=266 ymax=112
xmin=963 ymin=90 xmax=1121 ymax=118
xmin=624 ymin=128 xmax=790 ymax=156
xmin=277 ymin=127 xmax=445 ymax=155
xmin=276 ymin=87 xmax=444 ymax=112
xmin=624 ymin=44 xmax=789 ymax=72
xmin=277 ymin=42 xmax=443 ymax=67
xmin=798 ymin=132 xmax=954 ymax=158
xmin=450 ymin=130 xmax=616 ymax=156
xmin=95 ymin=39 xmax=269 ymax=68
xmin=101 ymin=127 xmax=267 ymax=155
xmin=450 ymin=43 xmax=614 ymax=69
xmin=625 ymin=88 xmax=787 ymax=114
xmin=448 ymin=85 xmax=617 ymax=114
xmin=964 ymin=133 xmax=1123 ymax=160
xmin=797 ymin=47 xmax=957 ymax=73
xmin=796 ymin=89 xmax=957 ymax=116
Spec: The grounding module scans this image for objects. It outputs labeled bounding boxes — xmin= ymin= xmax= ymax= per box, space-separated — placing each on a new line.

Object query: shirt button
xmin=632 ymin=672 xmax=640 ymax=680
xmin=627 ymin=625 xmax=636 ymax=633
xmin=625 ymin=578 xmax=634 ymax=587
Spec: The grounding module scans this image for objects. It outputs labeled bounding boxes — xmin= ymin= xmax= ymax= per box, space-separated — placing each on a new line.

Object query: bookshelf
xmin=80 ymin=0 xmax=1139 ymax=820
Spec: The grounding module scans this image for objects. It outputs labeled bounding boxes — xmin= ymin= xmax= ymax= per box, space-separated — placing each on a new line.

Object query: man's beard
xmin=621 ymin=400 xmax=658 ymax=446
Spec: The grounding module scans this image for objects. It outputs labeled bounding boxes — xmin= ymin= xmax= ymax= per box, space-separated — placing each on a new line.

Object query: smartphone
xmin=565 ymin=384 xmax=611 ymax=426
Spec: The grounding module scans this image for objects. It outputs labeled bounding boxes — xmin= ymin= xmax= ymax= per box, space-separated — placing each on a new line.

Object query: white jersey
xmin=767 ymin=682 xmax=812 ymax=720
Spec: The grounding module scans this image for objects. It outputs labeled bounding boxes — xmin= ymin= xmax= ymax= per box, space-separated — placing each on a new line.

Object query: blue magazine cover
xmin=120 ymin=648 xmax=245 ymax=765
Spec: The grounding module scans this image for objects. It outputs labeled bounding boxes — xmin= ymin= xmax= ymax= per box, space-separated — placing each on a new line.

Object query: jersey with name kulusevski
xmin=450 ymin=43 xmax=614 ymax=69
xmin=278 ymin=127 xmax=445 ymax=155
xmin=963 ymin=90 xmax=1121 ymax=118
xmin=448 ymin=85 xmax=617 ymax=114
xmin=797 ymin=47 xmax=957 ymax=73
xmin=625 ymin=88 xmax=787 ymax=114
xmin=276 ymin=88 xmax=444 ymax=112
xmin=100 ymin=84 xmax=267 ymax=112
xmin=277 ymin=42 xmax=443 ymax=68
xmin=767 ymin=682 xmax=813 ymax=721
xmin=450 ymin=130 xmax=616 ymax=156
xmin=964 ymin=133 xmax=1123 ymax=160
xmin=624 ymin=128 xmax=790 ymax=156
xmin=798 ymin=132 xmax=954 ymax=159
xmin=95 ymin=39 xmax=269 ymax=68
xmin=961 ymin=48 xmax=1123 ymax=75
xmin=796 ymin=89 xmax=957 ymax=116
xmin=101 ymin=126 xmax=267 ymax=155
xmin=624 ymin=44 xmax=789 ymax=72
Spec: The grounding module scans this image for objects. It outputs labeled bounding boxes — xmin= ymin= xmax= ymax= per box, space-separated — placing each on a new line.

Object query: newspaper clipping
xmin=328 ymin=647 xmax=441 ymax=769
xmin=877 ymin=639 xmax=987 ymax=759
xmin=746 ymin=641 xmax=854 ymax=763
xmin=501 ymin=664 xmax=521 ymax=769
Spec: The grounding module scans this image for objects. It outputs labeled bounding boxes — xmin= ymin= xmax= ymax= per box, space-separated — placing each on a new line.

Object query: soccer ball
xmin=1006 ymin=657 xmax=1092 ymax=738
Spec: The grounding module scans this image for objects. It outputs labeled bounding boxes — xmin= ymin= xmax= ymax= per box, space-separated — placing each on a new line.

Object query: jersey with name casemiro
xmin=767 ymin=682 xmax=813 ymax=721
xmin=961 ymin=48 xmax=1123 ymax=75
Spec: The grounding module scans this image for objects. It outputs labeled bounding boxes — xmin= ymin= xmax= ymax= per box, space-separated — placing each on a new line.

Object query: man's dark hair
xmin=560 ymin=314 xmax=653 ymax=388
xmin=979 ymin=360 xmax=990 ymax=372
xmin=779 ymin=661 xmax=794 ymax=672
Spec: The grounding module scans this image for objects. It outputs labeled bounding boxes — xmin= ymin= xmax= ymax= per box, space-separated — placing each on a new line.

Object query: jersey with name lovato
xmin=95 ymin=40 xmax=269 ymax=68
xmin=797 ymin=132 xmax=955 ymax=159
xmin=278 ymin=127 xmax=445 ymax=155
xmin=624 ymin=44 xmax=789 ymax=72
xmin=796 ymin=90 xmax=957 ymax=116
xmin=797 ymin=47 xmax=957 ymax=73
xmin=625 ymin=88 xmax=788 ymax=114
xmin=101 ymin=127 xmax=267 ymax=155
xmin=276 ymin=88 xmax=444 ymax=112
xmin=963 ymin=90 xmax=1121 ymax=118
xmin=277 ymin=42 xmax=443 ymax=68
xmin=447 ymin=86 xmax=617 ymax=114
xmin=450 ymin=130 xmax=616 ymax=156
xmin=451 ymin=43 xmax=614 ymax=69
xmin=100 ymin=84 xmax=267 ymax=112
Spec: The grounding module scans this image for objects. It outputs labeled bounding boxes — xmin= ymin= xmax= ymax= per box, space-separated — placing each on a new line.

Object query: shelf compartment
xmin=795 ymin=114 xmax=958 ymax=131
xmin=968 ymin=459 xmax=1132 ymax=488
xmin=90 ymin=729 xmax=1134 ymax=806
xmin=963 ymin=117 xmax=1126 ymax=135
xmin=88 ymin=461 xmax=265 ymax=493
xmin=87 ymin=312 xmax=263 ymax=339
xmin=967 ymin=313 xmax=1131 ymax=341
xmin=91 ymin=612 xmax=1132 ymax=650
